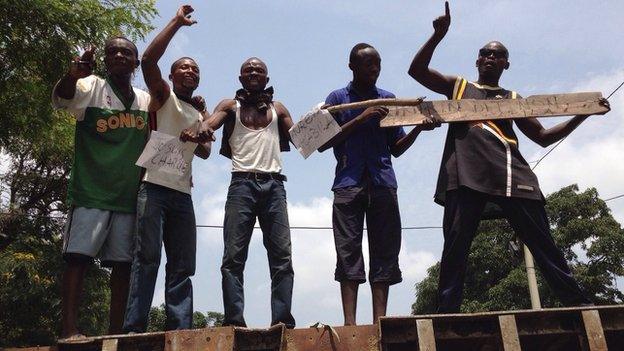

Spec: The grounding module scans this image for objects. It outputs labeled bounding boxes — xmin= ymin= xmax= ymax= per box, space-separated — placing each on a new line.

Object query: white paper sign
xmin=289 ymin=105 xmax=341 ymax=159
xmin=135 ymin=131 xmax=196 ymax=175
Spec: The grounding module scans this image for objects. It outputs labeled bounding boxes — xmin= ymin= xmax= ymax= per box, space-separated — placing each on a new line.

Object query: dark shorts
xmin=332 ymin=184 xmax=402 ymax=285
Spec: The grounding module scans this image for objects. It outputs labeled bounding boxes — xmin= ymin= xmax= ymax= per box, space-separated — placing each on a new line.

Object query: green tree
xmin=412 ymin=185 xmax=624 ymax=314
xmin=0 ymin=0 xmax=156 ymax=347
xmin=205 ymin=311 xmax=225 ymax=328
xmin=0 ymin=0 xmax=156 ymax=149
xmin=146 ymin=305 xmax=166 ymax=332
xmin=147 ymin=305 xmax=224 ymax=332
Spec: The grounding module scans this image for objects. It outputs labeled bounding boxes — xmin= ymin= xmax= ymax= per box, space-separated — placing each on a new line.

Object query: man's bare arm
xmin=142 ymin=5 xmax=197 ymax=111
xmin=390 ymin=119 xmax=441 ymax=157
xmin=194 ymin=141 xmax=211 ymax=159
xmin=205 ymin=99 xmax=236 ymax=132
xmin=407 ymin=1 xmax=456 ymax=99
xmin=54 ymin=48 xmax=96 ymax=99
xmin=516 ymin=99 xmax=610 ymax=147
xmin=274 ymin=101 xmax=294 ymax=142
xmin=318 ymin=107 xmax=389 ymax=153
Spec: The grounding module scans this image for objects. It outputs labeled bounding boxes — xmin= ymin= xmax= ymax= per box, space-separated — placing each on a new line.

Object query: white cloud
xmin=399 ymin=248 xmax=437 ymax=283
xmin=152 ymin=287 xmax=165 ymax=307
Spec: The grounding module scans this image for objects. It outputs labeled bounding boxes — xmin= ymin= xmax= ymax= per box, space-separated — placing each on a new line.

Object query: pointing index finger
xmin=445 ymin=1 xmax=450 ymax=17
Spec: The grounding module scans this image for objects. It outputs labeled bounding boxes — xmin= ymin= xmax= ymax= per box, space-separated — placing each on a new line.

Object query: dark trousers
xmin=437 ymin=187 xmax=590 ymax=313
xmin=332 ymin=184 xmax=402 ymax=285
xmin=123 ymin=182 xmax=197 ymax=332
xmin=221 ymin=176 xmax=295 ymax=328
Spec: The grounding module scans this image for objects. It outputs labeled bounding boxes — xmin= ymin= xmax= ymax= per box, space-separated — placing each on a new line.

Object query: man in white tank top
xmin=123 ymin=5 xmax=212 ymax=333
xmin=204 ymin=57 xmax=296 ymax=328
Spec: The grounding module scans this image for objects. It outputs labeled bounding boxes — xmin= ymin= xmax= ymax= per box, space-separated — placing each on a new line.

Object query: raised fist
xmin=68 ymin=46 xmax=96 ymax=79
xmin=175 ymin=5 xmax=197 ymax=26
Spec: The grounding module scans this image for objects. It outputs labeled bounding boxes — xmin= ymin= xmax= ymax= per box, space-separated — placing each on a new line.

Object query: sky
xmin=128 ymin=0 xmax=624 ymax=327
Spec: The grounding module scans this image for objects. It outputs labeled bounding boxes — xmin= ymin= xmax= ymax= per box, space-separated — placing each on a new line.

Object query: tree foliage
xmin=0 ymin=0 xmax=156 ymax=149
xmin=412 ymin=185 xmax=624 ymax=315
xmin=0 ymin=0 xmax=157 ymax=347
xmin=147 ymin=305 xmax=224 ymax=332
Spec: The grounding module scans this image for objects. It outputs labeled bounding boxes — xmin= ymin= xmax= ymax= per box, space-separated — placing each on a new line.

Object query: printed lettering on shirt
xmin=96 ymin=112 xmax=146 ymax=133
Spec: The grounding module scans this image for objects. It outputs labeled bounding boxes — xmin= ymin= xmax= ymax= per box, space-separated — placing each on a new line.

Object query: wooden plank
xmin=581 ymin=310 xmax=608 ymax=351
xmin=326 ymin=97 xmax=425 ymax=113
xmin=498 ymin=315 xmax=521 ymax=351
xmin=416 ymin=319 xmax=437 ymax=351
xmin=379 ymin=92 xmax=608 ymax=127
xmin=101 ymin=338 xmax=118 ymax=351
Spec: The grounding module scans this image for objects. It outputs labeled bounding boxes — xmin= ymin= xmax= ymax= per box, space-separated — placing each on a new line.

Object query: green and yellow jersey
xmin=53 ymin=75 xmax=150 ymax=212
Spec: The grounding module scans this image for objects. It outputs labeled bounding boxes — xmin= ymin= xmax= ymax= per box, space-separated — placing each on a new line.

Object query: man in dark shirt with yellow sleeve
xmin=408 ymin=2 xmax=610 ymax=313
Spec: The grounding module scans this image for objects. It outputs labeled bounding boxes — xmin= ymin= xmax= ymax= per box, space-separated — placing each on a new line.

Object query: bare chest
xmin=239 ymin=105 xmax=273 ymax=130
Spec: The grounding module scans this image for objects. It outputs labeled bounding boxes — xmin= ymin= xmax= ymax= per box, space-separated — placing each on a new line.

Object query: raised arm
xmin=142 ymin=5 xmax=197 ymax=111
xmin=407 ymin=1 xmax=457 ymax=99
xmin=54 ymin=47 xmax=95 ymax=99
xmin=515 ymin=99 xmax=610 ymax=147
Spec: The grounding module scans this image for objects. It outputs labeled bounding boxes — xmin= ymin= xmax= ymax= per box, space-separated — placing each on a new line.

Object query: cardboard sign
xmin=136 ymin=131 xmax=196 ymax=175
xmin=289 ymin=106 xmax=341 ymax=158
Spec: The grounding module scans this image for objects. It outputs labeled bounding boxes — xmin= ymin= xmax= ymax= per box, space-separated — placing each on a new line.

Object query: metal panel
xmin=284 ymin=324 xmax=378 ymax=351
xmin=233 ymin=324 xmax=285 ymax=351
xmin=164 ymin=328 xmax=235 ymax=351
xmin=11 ymin=305 xmax=624 ymax=351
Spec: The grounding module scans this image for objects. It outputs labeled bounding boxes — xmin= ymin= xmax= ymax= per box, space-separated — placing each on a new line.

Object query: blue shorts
xmin=332 ymin=184 xmax=402 ymax=285
xmin=63 ymin=207 xmax=135 ymax=265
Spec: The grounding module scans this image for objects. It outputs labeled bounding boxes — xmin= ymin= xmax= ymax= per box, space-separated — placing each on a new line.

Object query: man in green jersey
xmin=52 ymin=37 xmax=149 ymax=339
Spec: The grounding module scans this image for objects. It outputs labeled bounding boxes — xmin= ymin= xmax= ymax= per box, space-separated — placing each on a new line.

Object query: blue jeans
xmin=123 ymin=182 xmax=197 ymax=332
xmin=221 ymin=175 xmax=295 ymax=328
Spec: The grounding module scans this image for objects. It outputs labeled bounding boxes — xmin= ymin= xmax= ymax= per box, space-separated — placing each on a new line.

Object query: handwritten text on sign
xmin=380 ymin=92 xmax=607 ymax=127
xmin=135 ymin=131 xmax=196 ymax=175
xmin=289 ymin=107 xmax=341 ymax=159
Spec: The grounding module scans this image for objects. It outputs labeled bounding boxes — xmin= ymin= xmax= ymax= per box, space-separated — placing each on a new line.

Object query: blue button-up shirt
xmin=325 ymin=82 xmax=406 ymax=190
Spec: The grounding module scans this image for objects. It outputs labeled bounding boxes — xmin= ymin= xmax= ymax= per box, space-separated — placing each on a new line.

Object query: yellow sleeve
xmin=452 ymin=77 xmax=467 ymax=100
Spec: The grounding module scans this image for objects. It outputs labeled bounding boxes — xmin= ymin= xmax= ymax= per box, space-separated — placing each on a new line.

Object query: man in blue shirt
xmin=320 ymin=43 xmax=438 ymax=325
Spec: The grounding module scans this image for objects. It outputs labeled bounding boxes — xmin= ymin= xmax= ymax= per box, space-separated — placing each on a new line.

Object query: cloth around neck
xmin=234 ymin=86 xmax=274 ymax=111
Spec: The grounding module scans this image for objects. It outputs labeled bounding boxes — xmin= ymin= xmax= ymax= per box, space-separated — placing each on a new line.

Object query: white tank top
xmin=143 ymin=92 xmax=202 ymax=194
xmin=230 ymin=101 xmax=282 ymax=173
